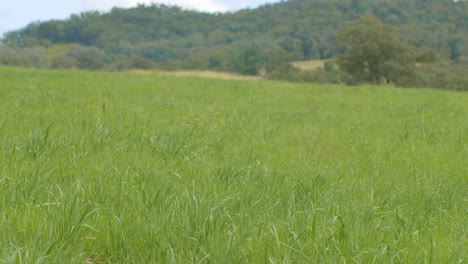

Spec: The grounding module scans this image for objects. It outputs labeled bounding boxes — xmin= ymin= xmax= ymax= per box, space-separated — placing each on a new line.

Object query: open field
xmin=131 ymin=69 xmax=262 ymax=81
xmin=0 ymin=67 xmax=466 ymax=263
xmin=291 ymin=59 xmax=327 ymax=71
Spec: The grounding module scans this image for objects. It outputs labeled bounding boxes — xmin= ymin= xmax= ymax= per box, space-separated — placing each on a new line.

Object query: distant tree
xmin=207 ymin=47 xmax=229 ymax=70
xmin=278 ymin=37 xmax=297 ymax=55
xmin=37 ymin=21 xmax=64 ymax=42
xmin=337 ymin=15 xmax=417 ymax=85
xmin=265 ymin=48 xmax=292 ymax=73
xmin=300 ymin=39 xmax=314 ymax=60
xmin=264 ymin=48 xmax=312 ymax=82
xmin=136 ymin=43 xmax=171 ymax=63
xmin=129 ymin=54 xmax=155 ymax=69
xmin=104 ymin=54 xmax=154 ymax=71
xmin=416 ymin=47 xmax=439 ymax=63
xmin=235 ymin=44 xmax=266 ymax=75
xmin=63 ymin=12 xmax=103 ymax=45
xmin=448 ymin=37 xmax=462 ymax=61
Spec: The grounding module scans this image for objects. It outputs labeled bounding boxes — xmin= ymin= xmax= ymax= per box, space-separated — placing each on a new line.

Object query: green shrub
xmin=67 ymin=44 xmax=106 ymax=70
xmin=51 ymin=56 xmax=77 ymax=69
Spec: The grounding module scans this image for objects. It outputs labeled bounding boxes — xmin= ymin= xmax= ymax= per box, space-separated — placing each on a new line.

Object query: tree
xmin=448 ymin=37 xmax=462 ymax=61
xmin=37 ymin=21 xmax=64 ymax=42
xmin=265 ymin=48 xmax=292 ymax=73
xmin=234 ymin=44 xmax=266 ymax=75
xmin=103 ymin=54 xmax=155 ymax=71
xmin=300 ymin=38 xmax=314 ymax=60
xmin=207 ymin=47 xmax=229 ymax=70
xmin=337 ymin=15 xmax=416 ymax=85
xmin=63 ymin=12 xmax=104 ymax=45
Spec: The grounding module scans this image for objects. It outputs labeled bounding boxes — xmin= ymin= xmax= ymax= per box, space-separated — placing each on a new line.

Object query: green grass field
xmin=0 ymin=67 xmax=466 ymax=263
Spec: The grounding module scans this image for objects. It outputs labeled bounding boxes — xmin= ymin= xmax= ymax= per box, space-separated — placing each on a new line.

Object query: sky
xmin=0 ymin=0 xmax=280 ymax=37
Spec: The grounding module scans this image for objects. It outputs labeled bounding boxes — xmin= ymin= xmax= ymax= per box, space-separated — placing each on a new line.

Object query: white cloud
xmin=84 ymin=0 xmax=229 ymax=13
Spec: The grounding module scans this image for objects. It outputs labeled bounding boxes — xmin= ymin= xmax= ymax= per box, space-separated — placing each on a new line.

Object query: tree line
xmin=0 ymin=0 xmax=466 ymax=90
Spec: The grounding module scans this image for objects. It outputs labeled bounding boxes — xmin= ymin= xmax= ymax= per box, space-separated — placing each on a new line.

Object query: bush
xmin=51 ymin=56 xmax=77 ymax=69
xmin=266 ymin=60 xmax=355 ymax=85
xmin=234 ymin=44 xmax=266 ymax=76
xmin=415 ymin=62 xmax=468 ymax=91
xmin=68 ymin=45 xmax=106 ymax=70
xmin=0 ymin=46 xmax=48 ymax=68
xmin=266 ymin=63 xmax=303 ymax=82
xmin=105 ymin=54 xmax=155 ymax=71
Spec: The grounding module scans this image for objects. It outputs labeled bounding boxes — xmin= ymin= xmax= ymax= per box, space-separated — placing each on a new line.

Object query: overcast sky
xmin=0 ymin=0 xmax=280 ymax=36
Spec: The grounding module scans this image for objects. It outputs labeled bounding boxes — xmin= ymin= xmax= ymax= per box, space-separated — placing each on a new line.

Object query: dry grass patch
xmin=160 ymin=70 xmax=262 ymax=80
xmin=127 ymin=69 xmax=262 ymax=80
xmin=291 ymin=59 xmax=327 ymax=71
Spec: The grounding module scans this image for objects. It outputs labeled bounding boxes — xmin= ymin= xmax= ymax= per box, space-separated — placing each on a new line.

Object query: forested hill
xmin=3 ymin=0 xmax=467 ymax=60
xmin=0 ymin=0 xmax=468 ymax=82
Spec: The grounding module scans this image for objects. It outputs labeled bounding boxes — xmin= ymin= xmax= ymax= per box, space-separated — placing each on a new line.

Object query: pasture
xmin=291 ymin=59 xmax=327 ymax=71
xmin=0 ymin=67 xmax=466 ymax=263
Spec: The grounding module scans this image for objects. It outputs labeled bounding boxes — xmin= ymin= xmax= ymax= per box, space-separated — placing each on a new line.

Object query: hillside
xmin=1 ymin=0 xmax=467 ymax=90
xmin=2 ymin=0 xmax=467 ymax=64
xmin=0 ymin=67 xmax=466 ymax=262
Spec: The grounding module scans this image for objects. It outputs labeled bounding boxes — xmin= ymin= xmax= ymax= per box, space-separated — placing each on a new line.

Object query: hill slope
xmin=2 ymin=0 xmax=467 ymax=65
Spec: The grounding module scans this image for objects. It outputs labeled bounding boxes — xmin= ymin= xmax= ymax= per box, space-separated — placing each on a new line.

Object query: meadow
xmin=290 ymin=60 xmax=327 ymax=71
xmin=0 ymin=67 xmax=466 ymax=263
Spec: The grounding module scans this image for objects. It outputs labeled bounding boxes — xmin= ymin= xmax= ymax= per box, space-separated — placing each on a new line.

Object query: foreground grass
xmin=0 ymin=67 xmax=466 ymax=263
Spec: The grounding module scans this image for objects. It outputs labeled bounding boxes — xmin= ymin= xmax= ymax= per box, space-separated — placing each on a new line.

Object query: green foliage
xmin=266 ymin=63 xmax=303 ymax=82
xmin=0 ymin=46 xmax=48 ymax=68
xmin=265 ymin=48 xmax=292 ymax=73
xmin=337 ymin=15 xmax=417 ymax=85
xmin=333 ymin=15 xmax=468 ymax=90
xmin=67 ymin=45 xmax=106 ymax=70
xmin=416 ymin=47 xmax=440 ymax=63
xmin=266 ymin=59 xmax=355 ymax=85
xmin=135 ymin=43 xmax=172 ymax=63
xmin=448 ymin=37 xmax=462 ymax=61
xmin=2 ymin=0 xmax=466 ymax=67
xmin=300 ymin=38 xmax=314 ymax=60
xmin=104 ymin=54 xmax=155 ymax=71
xmin=0 ymin=67 xmax=466 ymax=263
xmin=63 ymin=12 xmax=104 ymax=46
xmin=37 ymin=21 xmax=64 ymax=42
xmin=207 ymin=47 xmax=230 ymax=71
xmin=51 ymin=56 xmax=77 ymax=69
xmin=303 ymin=60 xmax=356 ymax=85
xmin=234 ymin=44 xmax=266 ymax=75
xmin=415 ymin=61 xmax=468 ymax=91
